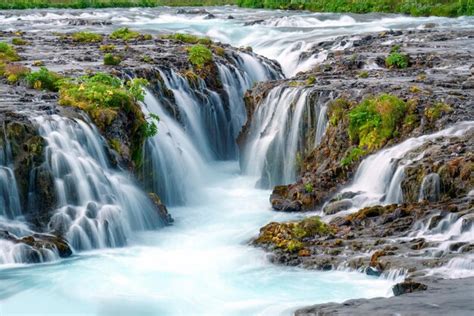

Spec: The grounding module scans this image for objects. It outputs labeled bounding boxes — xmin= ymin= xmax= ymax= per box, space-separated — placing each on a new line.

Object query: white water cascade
xmin=141 ymin=54 xmax=282 ymax=205
xmin=37 ymin=115 xmax=166 ymax=251
xmin=241 ymin=86 xmax=330 ymax=188
xmin=341 ymin=121 xmax=474 ymax=210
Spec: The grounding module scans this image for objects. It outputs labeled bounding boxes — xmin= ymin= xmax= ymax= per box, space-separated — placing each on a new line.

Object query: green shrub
xmin=385 ymin=45 xmax=410 ymax=69
xmin=72 ymin=32 xmax=103 ymax=43
xmin=187 ymin=44 xmax=213 ymax=68
xmin=25 ymin=67 xmax=62 ymax=91
xmin=12 ymin=38 xmax=28 ymax=46
xmin=348 ymin=94 xmax=407 ymax=150
xmin=341 ymin=147 xmax=366 ymax=166
xmin=424 ymin=102 xmax=453 ymax=121
xmin=103 ymin=53 xmax=122 ymax=66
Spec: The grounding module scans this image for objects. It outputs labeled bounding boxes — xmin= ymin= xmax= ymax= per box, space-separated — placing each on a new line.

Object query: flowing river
xmin=0 ymin=6 xmax=473 ymax=315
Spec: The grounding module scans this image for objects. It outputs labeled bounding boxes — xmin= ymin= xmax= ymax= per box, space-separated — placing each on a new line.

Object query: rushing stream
xmin=1 ymin=6 xmax=473 ymax=315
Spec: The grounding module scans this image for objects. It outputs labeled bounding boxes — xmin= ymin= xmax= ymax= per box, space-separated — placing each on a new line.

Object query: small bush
xmin=72 ymin=32 xmax=103 ymax=43
xmin=385 ymin=45 xmax=410 ymax=69
xmin=12 ymin=38 xmax=28 ymax=46
xmin=348 ymin=94 xmax=407 ymax=150
xmin=103 ymin=53 xmax=122 ymax=66
xmin=187 ymin=44 xmax=213 ymax=68
xmin=424 ymin=102 xmax=453 ymax=121
xmin=26 ymin=67 xmax=62 ymax=91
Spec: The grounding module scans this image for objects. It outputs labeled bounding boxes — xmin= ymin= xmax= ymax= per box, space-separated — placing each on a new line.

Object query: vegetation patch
xmin=103 ymin=53 xmax=122 ymax=66
xmin=71 ymin=32 xmax=103 ymax=43
xmin=187 ymin=44 xmax=213 ymax=68
xmin=385 ymin=45 xmax=410 ymax=69
xmin=341 ymin=147 xmax=366 ymax=167
xmin=163 ymin=33 xmax=212 ymax=45
xmin=12 ymin=38 xmax=28 ymax=46
xmin=25 ymin=67 xmax=62 ymax=91
xmin=0 ymin=42 xmax=20 ymax=62
xmin=424 ymin=102 xmax=453 ymax=122
xmin=2 ymin=63 xmax=30 ymax=84
xmin=328 ymin=98 xmax=352 ymax=126
xmin=110 ymin=27 xmax=152 ymax=41
xmin=256 ymin=216 xmax=334 ymax=254
xmin=348 ymin=94 xmax=407 ymax=150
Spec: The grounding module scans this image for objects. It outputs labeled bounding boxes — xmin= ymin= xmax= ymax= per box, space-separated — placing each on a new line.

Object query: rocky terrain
xmin=242 ymin=28 xmax=474 ymax=310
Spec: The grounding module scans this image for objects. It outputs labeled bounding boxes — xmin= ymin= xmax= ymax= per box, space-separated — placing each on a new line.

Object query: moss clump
xmin=25 ymin=67 xmax=62 ymax=91
xmin=424 ymin=102 xmax=453 ymax=121
xmin=358 ymin=71 xmax=369 ymax=78
xmin=71 ymin=32 xmax=103 ymax=43
xmin=99 ymin=44 xmax=116 ymax=52
xmin=348 ymin=94 xmax=407 ymax=150
xmin=187 ymin=44 xmax=213 ymax=68
xmin=2 ymin=63 xmax=30 ymax=84
xmin=141 ymin=55 xmax=153 ymax=63
xmin=110 ymin=27 xmax=151 ymax=41
xmin=341 ymin=147 xmax=366 ymax=167
xmin=32 ymin=60 xmax=44 ymax=67
xmin=212 ymin=45 xmax=226 ymax=57
xmin=304 ymin=183 xmax=313 ymax=193
xmin=385 ymin=45 xmax=410 ymax=69
xmin=12 ymin=38 xmax=28 ymax=46
xmin=103 ymin=53 xmax=122 ymax=66
xmin=163 ymin=33 xmax=212 ymax=45
xmin=306 ymin=76 xmax=316 ymax=85
xmin=0 ymin=42 xmax=20 ymax=62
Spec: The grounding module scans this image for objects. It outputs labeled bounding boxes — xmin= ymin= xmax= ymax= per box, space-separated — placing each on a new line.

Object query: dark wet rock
xmin=204 ymin=14 xmax=216 ymax=20
xmin=148 ymin=193 xmax=174 ymax=225
xmin=296 ymin=278 xmax=473 ymax=316
xmin=392 ymin=280 xmax=428 ymax=296
xmin=227 ymin=15 xmax=235 ymax=19
xmin=0 ymin=230 xmax=72 ymax=262
xmin=244 ymin=19 xmax=265 ymax=26
xmin=323 ymin=199 xmax=353 ymax=215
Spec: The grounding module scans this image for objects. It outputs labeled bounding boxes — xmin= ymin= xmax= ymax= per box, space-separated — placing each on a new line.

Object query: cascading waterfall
xmin=341 ymin=121 xmax=474 ymax=209
xmin=36 ymin=115 xmax=165 ymax=251
xmin=241 ymin=86 xmax=331 ymax=188
xmin=0 ymin=128 xmax=22 ymax=219
xmin=141 ymin=53 xmax=282 ymax=205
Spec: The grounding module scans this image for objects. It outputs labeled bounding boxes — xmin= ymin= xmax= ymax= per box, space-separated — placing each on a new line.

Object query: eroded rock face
xmin=239 ymin=29 xmax=473 ymax=212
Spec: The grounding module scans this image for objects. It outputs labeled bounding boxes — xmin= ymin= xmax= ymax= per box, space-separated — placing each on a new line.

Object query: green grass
xmin=237 ymin=0 xmax=474 ymax=17
xmin=0 ymin=0 xmax=236 ymax=10
xmin=162 ymin=33 xmax=213 ymax=45
xmin=0 ymin=42 xmax=20 ymax=62
xmin=25 ymin=67 xmax=62 ymax=91
xmin=103 ymin=53 xmax=122 ymax=65
xmin=71 ymin=31 xmax=103 ymax=43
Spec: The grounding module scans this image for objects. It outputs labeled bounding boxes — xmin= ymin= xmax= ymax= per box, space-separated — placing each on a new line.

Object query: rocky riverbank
xmin=243 ymin=28 xmax=473 ymax=310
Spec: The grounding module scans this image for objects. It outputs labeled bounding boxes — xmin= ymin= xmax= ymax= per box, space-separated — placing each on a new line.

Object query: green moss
xmin=25 ymin=67 xmax=62 ymax=91
xmin=103 ymin=53 xmax=122 ymax=66
xmin=212 ymin=45 xmax=226 ymax=57
xmin=187 ymin=44 xmax=213 ymax=68
xmin=141 ymin=55 xmax=153 ymax=63
xmin=72 ymin=32 xmax=103 ymax=43
xmin=358 ymin=71 xmax=369 ymax=78
xmin=12 ymin=38 xmax=28 ymax=46
xmin=288 ymin=80 xmax=304 ymax=87
xmin=286 ymin=240 xmax=303 ymax=252
xmin=425 ymin=102 xmax=453 ymax=121
xmin=99 ymin=44 xmax=116 ymax=52
xmin=348 ymin=94 xmax=407 ymax=150
xmin=110 ymin=27 xmax=151 ymax=41
xmin=341 ymin=147 xmax=366 ymax=167
xmin=306 ymin=76 xmax=316 ymax=85
xmin=292 ymin=216 xmax=333 ymax=239
xmin=385 ymin=46 xmax=410 ymax=69
xmin=163 ymin=33 xmax=213 ymax=45
xmin=304 ymin=183 xmax=313 ymax=193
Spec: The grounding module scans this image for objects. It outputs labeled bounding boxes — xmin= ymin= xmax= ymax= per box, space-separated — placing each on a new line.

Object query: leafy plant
xmin=187 ymin=44 xmax=213 ymax=68
xmin=341 ymin=147 xmax=366 ymax=167
xmin=25 ymin=67 xmax=62 ymax=91
xmin=385 ymin=45 xmax=410 ymax=69
xmin=0 ymin=42 xmax=20 ymax=62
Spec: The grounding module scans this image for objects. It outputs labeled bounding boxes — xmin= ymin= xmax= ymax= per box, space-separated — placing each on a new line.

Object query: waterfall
xmin=0 ymin=128 xmax=22 ymax=219
xmin=240 ymin=86 xmax=331 ymax=188
xmin=341 ymin=121 xmax=474 ymax=209
xmin=141 ymin=53 xmax=282 ymax=205
xmin=36 ymin=115 xmax=165 ymax=251
xmin=418 ymin=173 xmax=441 ymax=202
